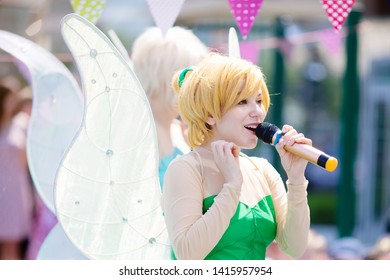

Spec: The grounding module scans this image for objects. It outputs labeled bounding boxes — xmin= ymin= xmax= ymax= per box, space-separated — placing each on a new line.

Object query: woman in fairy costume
xmin=162 ymin=53 xmax=311 ymax=260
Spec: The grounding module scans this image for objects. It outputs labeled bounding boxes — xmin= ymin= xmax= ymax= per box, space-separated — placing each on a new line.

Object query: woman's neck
xmin=196 ymin=142 xmax=242 ymax=157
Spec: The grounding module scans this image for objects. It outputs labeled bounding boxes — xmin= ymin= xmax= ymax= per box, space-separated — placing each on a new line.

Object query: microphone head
xmin=255 ymin=122 xmax=281 ymax=144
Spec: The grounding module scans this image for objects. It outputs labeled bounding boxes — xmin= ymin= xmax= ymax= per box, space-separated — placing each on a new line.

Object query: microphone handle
xmin=272 ymin=132 xmax=338 ymax=172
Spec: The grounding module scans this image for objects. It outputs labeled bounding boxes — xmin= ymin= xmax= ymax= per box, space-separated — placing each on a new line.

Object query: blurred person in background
xmin=299 ymin=229 xmax=330 ymax=260
xmin=366 ymin=234 xmax=390 ymax=260
xmin=13 ymin=87 xmax=58 ymax=260
xmin=266 ymin=229 xmax=329 ymax=260
xmin=131 ymin=26 xmax=208 ymax=188
xmin=0 ymin=84 xmax=34 ymax=259
xmin=327 ymin=237 xmax=368 ymax=260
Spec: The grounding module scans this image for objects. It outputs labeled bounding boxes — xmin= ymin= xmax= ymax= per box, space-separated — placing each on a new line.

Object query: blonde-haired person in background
xmin=162 ymin=53 xmax=311 ymax=260
xmin=131 ymin=26 xmax=208 ymax=188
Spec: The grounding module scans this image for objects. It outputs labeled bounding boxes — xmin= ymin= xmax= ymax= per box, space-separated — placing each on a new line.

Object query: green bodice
xmin=172 ymin=195 xmax=276 ymax=260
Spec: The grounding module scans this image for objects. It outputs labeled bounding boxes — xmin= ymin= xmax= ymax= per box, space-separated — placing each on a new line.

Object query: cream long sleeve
xmin=251 ymin=157 xmax=310 ymax=258
xmin=161 ymin=153 xmax=310 ymax=260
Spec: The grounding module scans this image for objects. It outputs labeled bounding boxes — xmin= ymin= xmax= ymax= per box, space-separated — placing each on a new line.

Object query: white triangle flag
xmin=147 ymin=0 xmax=186 ymax=36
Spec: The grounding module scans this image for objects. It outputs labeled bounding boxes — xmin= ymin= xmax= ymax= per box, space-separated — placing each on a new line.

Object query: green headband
xmin=178 ymin=66 xmax=196 ymax=88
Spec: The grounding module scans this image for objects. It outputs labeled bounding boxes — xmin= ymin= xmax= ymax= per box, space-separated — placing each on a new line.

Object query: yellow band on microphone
xmin=317 ymin=154 xmax=338 ymax=172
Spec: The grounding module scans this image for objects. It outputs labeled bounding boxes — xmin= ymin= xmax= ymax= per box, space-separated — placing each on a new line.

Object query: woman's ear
xmin=206 ymin=116 xmax=216 ymax=126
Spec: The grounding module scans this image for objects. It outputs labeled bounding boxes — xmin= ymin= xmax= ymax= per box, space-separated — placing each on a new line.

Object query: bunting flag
xmin=147 ymin=0 xmax=186 ymax=37
xmin=228 ymin=0 xmax=263 ymax=40
xmin=321 ymin=0 xmax=356 ymax=32
xmin=70 ymin=0 xmax=107 ymax=24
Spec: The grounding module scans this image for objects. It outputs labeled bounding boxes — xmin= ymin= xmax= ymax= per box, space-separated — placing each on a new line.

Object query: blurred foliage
xmin=308 ymin=191 xmax=336 ymax=224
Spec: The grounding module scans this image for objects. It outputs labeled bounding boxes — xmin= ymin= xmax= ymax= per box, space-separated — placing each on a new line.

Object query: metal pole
xmin=270 ymin=16 xmax=286 ymax=177
xmin=337 ymin=9 xmax=362 ymax=237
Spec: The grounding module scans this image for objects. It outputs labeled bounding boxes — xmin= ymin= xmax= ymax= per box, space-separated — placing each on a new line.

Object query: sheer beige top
xmin=162 ymin=150 xmax=310 ymax=260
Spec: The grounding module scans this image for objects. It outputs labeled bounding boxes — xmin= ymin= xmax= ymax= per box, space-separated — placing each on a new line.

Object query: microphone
xmin=255 ymin=122 xmax=338 ymax=172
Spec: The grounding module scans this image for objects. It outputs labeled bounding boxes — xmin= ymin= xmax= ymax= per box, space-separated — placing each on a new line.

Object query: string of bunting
xmin=68 ymin=0 xmax=357 ymax=38
xmin=236 ymin=26 xmax=348 ymax=64
xmin=228 ymin=0 xmax=356 ymax=38
xmin=0 ymin=1 xmax=359 ymax=64
xmin=0 ymin=23 xmax=362 ymax=64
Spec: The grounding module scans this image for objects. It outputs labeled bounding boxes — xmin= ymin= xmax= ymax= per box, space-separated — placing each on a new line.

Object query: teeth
xmin=244 ymin=125 xmax=257 ymax=131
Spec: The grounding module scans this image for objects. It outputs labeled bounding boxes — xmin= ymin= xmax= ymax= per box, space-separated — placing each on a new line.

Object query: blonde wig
xmin=131 ymin=26 xmax=208 ymax=105
xmin=171 ymin=53 xmax=270 ymax=148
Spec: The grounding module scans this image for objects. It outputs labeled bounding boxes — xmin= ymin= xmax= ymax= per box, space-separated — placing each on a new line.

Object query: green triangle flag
xmin=70 ymin=0 xmax=107 ymax=24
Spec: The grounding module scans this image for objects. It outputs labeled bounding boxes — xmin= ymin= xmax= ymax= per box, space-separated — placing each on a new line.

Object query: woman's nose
xmin=249 ymin=103 xmax=264 ymax=118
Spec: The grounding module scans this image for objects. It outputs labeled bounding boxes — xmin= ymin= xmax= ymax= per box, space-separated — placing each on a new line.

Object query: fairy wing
xmin=107 ymin=29 xmax=133 ymax=68
xmin=0 ymin=30 xmax=84 ymax=214
xmin=37 ymin=223 xmax=87 ymax=260
xmin=55 ymin=13 xmax=170 ymax=260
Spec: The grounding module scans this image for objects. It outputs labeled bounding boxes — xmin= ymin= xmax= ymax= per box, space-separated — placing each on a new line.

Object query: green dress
xmin=172 ymin=194 xmax=276 ymax=260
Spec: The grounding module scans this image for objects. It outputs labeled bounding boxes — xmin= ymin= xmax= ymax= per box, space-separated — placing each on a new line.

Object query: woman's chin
xmin=241 ymin=140 xmax=258 ymax=150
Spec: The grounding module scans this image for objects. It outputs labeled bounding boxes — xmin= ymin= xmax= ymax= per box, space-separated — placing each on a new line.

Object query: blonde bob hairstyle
xmin=131 ymin=26 xmax=208 ymax=105
xmin=171 ymin=53 xmax=270 ymax=148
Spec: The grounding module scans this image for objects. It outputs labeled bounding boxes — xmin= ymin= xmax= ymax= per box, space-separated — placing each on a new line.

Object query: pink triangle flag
xmin=228 ymin=0 xmax=263 ymax=40
xmin=147 ymin=0 xmax=186 ymax=37
xmin=321 ymin=0 xmax=356 ymax=32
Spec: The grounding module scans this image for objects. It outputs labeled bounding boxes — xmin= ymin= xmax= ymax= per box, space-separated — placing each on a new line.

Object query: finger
xmin=275 ymin=137 xmax=286 ymax=153
xmin=281 ymin=124 xmax=293 ymax=134
xmin=231 ymin=144 xmax=241 ymax=157
xmin=212 ymin=140 xmax=227 ymax=158
xmin=286 ymin=132 xmax=304 ymax=146
xmin=224 ymin=142 xmax=240 ymax=157
xmin=211 ymin=141 xmax=221 ymax=157
xmin=294 ymin=137 xmax=312 ymax=146
xmin=281 ymin=125 xmax=299 ymax=146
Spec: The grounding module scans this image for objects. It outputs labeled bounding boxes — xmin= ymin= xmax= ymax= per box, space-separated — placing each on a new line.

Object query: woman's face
xmin=209 ymin=92 xmax=266 ymax=149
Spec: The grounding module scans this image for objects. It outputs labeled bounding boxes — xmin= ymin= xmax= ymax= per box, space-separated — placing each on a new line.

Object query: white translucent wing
xmin=55 ymin=13 xmax=170 ymax=260
xmin=107 ymin=29 xmax=133 ymax=69
xmin=37 ymin=223 xmax=87 ymax=260
xmin=229 ymin=27 xmax=241 ymax=58
xmin=0 ymin=30 xmax=84 ymax=214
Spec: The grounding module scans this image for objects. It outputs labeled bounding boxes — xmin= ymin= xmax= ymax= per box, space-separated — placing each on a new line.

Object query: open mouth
xmin=244 ymin=125 xmax=256 ymax=132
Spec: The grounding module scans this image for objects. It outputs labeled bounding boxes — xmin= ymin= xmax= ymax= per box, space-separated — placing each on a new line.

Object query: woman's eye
xmin=257 ymin=99 xmax=263 ymax=104
xmin=238 ymin=100 xmax=247 ymax=105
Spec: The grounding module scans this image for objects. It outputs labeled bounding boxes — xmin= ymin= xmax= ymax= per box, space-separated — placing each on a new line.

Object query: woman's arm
xmin=162 ymin=157 xmax=241 ymax=260
xmin=263 ymin=159 xmax=310 ymax=258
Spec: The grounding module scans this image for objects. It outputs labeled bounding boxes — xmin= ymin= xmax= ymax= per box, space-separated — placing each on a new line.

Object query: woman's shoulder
xmin=167 ymin=151 xmax=201 ymax=171
xmin=164 ymin=151 xmax=204 ymax=186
